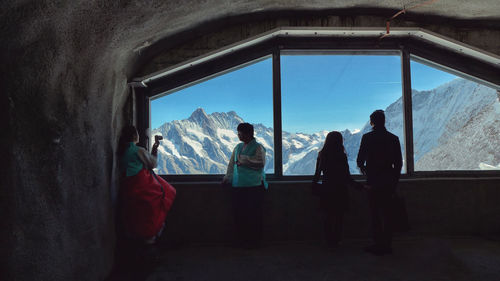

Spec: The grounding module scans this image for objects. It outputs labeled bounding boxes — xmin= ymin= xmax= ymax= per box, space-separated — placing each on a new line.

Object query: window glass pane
xmin=411 ymin=59 xmax=500 ymax=171
xmin=150 ymin=57 xmax=274 ymax=175
xmin=281 ymin=54 xmax=406 ymax=175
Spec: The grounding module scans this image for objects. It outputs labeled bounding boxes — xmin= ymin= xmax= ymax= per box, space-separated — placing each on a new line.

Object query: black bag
xmin=391 ymin=194 xmax=411 ymax=233
xmin=311 ymin=181 xmax=325 ymax=196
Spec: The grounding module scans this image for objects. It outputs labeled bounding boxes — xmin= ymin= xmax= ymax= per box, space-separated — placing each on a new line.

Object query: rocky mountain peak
xmin=188 ymin=107 xmax=209 ymax=122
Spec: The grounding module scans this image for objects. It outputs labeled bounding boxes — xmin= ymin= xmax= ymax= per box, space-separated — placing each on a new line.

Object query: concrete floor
xmin=109 ymin=236 xmax=500 ymax=281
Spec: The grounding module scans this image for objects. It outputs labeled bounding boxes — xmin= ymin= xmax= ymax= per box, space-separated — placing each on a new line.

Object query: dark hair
xmin=322 ymin=131 xmax=345 ymax=157
xmin=118 ymin=125 xmax=138 ymax=156
xmin=237 ymin=123 xmax=254 ymax=137
xmin=370 ymin=110 xmax=385 ymax=129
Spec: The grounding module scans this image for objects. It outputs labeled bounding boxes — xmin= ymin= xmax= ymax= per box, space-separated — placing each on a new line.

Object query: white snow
xmin=287 ymin=145 xmax=318 ymax=165
xmin=290 ymin=139 xmax=304 ymax=149
xmin=161 ymin=139 xmax=181 ymax=157
xmin=479 ymin=162 xmax=500 ymax=170
xmin=186 ymin=128 xmax=210 ymax=141
xmin=294 ymin=133 xmax=311 ymax=141
xmin=181 ymin=136 xmax=205 ymax=156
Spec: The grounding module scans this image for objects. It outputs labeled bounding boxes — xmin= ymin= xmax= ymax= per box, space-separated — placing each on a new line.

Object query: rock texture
xmin=1 ymin=1 xmax=499 ymax=281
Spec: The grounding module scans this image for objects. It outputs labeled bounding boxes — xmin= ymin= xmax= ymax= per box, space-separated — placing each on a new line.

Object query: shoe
xmin=144 ymin=236 xmax=157 ymax=245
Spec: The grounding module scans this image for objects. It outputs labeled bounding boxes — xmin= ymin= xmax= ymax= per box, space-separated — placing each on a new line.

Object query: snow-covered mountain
xmin=152 ymin=109 xmax=274 ymax=174
xmin=411 ymin=79 xmax=500 ymax=170
xmin=152 ymin=78 xmax=500 ymax=175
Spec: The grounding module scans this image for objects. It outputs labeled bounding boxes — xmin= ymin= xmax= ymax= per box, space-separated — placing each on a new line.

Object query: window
xmin=150 ymin=57 xmax=274 ymax=175
xmin=411 ymin=58 xmax=500 ymax=171
xmin=281 ymin=53 xmax=405 ymax=175
xmin=142 ymin=30 xmax=500 ymax=177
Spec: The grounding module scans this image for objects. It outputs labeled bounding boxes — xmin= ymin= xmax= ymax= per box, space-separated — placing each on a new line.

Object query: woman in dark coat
xmin=313 ymin=131 xmax=353 ymax=248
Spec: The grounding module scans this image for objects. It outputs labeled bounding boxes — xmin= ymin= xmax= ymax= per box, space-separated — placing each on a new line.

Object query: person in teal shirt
xmin=118 ymin=125 xmax=171 ymax=245
xmin=119 ymin=126 xmax=159 ymax=178
xmin=223 ymin=123 xmax=267 ymax=248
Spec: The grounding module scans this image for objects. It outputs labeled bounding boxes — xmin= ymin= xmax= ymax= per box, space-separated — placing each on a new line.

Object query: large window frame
xmin=131 ymin=28 xmax=500 ymax=181
xmin=278 ymin=50 xmax=406 ymax=176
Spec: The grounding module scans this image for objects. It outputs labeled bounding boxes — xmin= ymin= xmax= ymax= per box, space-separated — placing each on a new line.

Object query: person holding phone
xmin=118 ymin=125 xmax=175 ymax=245
xmin=223 ymin=123 xmax=267 ymax=248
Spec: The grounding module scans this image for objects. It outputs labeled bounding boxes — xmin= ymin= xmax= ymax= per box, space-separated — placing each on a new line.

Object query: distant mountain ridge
xmin=152 ymin=78 xmax=500 ymax=174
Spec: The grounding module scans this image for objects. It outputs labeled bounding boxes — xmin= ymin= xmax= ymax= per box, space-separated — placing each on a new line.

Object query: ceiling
xmin=216 ymin=0 xmax=500 ymax=19
xmin=126 ymin=0 xmax=500 ymax=64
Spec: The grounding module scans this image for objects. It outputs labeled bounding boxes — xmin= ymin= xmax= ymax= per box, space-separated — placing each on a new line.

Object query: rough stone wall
xmin=137 ymin=14 xmax=500 ymax=77
xmin=1 ymin=3 xmax=123 ymax=281
xmin=0 ymin=1 xmax=499 ymax=281
xmin=0 ymin=2 xmax=154 ymax=280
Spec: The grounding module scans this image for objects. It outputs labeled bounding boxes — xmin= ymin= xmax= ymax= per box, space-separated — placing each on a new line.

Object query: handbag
xmin=390 ymin=194 xmax=411 ymax=233
xmin=151 ymin=169 xmax=177 ymax=215
xmin=121 ymin=169 xmax=176 ymax=238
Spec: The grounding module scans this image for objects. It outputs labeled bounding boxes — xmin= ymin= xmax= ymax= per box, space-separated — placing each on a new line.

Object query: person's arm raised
xmin=137 ymin=146 xmax=157 ymax=169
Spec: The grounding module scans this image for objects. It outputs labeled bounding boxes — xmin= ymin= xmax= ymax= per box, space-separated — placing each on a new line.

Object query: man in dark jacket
xmin=357 ymin=110 xmax=403 ymax=255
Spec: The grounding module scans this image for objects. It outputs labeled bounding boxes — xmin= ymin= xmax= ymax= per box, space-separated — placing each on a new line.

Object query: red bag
xmin=120 ymin=169 xmax=176 ymax=238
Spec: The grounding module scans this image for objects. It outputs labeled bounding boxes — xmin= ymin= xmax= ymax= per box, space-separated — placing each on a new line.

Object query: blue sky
xmin=151 ymin=55 xmax=457 ymax=133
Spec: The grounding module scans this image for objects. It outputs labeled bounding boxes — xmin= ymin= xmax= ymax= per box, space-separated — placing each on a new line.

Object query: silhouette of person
xmin=313 ymin=131 xmax=356 ymax=248
xmin=357 ymin=110 xmax=402 ymax=255
xmin=222 ymin=123 xmax=268 ymax=248
xmin=118 ymin=125 xmax=173 ymax=245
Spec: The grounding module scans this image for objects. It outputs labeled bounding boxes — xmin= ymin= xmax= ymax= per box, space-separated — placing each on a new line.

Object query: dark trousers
xmin=232 ymin=185 xmax=265 ymax=247
xmin=324 ymin=211 xmax=344 ymax=246
xmin=368 ymin=189 xmax=393 ymax=249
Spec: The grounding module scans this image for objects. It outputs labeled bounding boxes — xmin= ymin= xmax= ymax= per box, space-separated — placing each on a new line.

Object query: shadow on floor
xmin=107 ymin=236 xmax=500 ymax=281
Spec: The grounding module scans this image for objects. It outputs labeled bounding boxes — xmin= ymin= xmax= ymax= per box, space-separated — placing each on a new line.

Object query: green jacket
xmin=224 ymin=139 xmax=268 ymax=189
xmin=120 ymin=142 xmax=157 ymax=177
